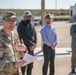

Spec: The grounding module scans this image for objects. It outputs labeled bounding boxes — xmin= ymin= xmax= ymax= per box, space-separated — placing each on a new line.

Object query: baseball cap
xmin=23 ymin=11 xmax=32 ymax=17
xmin=2 ymin=11 xmax=17 ymax=21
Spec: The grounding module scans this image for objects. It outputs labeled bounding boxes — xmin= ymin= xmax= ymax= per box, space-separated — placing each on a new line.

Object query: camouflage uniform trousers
xmin=71 ymin=46 xmax=76 ymax=69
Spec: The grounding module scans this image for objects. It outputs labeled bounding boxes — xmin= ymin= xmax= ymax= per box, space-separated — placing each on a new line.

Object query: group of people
xmin=0 ymin=11 xmax=37 ymax=75
xmin=0 ymin=10 xmax=76 ymax=75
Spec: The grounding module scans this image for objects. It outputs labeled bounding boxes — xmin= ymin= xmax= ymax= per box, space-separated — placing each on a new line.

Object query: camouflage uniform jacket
xmin=0 ymin=29 xmax=20 ymax=75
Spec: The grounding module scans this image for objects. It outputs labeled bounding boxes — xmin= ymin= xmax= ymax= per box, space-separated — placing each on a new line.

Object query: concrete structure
xmin=32 ymin=17 xmax=41 ymax=26
xmin=70 ymin=4 xmax=76 ymax=23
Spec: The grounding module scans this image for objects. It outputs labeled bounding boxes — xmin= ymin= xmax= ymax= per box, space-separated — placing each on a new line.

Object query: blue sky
xmin=0 ymin=0 xmax=76 ymax=9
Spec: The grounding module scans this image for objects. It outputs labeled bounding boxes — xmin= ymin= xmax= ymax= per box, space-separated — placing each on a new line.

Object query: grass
xmin=0 ymin=9 xmax=70 ymax=19
xmin=54 ymin=15 xmax=70 ymax=19
xmin=34 ymin=15 xmax=70 ymax=19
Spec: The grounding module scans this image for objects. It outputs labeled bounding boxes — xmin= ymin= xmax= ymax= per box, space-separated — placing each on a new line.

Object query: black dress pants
xmin=42 ymin=44 xmax=55 ymax=75
xmin=21 ymin=47 xmax=34 ymax=75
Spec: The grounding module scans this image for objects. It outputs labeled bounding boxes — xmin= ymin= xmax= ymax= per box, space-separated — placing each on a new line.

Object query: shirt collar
xmin=45 ymin=24 xmax=51 ymax=28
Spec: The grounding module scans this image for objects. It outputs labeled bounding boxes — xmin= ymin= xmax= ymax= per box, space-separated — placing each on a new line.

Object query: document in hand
xmin=22 ymin=53 xmax=37 ymax=65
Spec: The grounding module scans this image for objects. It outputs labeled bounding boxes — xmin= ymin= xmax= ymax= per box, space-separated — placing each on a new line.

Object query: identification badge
xmin=32 ymin=36 xmax=34 ymax=41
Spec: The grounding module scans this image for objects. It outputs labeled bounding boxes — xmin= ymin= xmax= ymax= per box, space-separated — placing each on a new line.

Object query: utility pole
xmin=55 ymin=0 xmax=57 ymax=9
xmin=41 ymin=0 xmax=45 ymax=26
xmin=41 ymin=0 xmax=45 ymax=48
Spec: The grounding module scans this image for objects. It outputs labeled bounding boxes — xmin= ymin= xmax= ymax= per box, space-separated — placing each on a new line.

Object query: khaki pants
xmin=71 ymin=46 xmax=76 ymax=69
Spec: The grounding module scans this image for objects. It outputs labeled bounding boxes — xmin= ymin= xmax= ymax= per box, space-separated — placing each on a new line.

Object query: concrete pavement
xmin=34 ymin=47 xmax=72 ymax=60
xmin=32 ymin=57 xmax=71 ymax=75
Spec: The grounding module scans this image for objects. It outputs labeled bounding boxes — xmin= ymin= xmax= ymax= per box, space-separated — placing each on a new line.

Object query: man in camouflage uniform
xmin=0 ymin=11 xmax=26 ymax=75
xmin=69 ymin=23 xmax=76 ymax=75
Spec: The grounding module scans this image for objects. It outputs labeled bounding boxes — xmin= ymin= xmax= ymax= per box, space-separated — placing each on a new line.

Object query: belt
xmin=43 ymin=44 xmax=50 ymax=47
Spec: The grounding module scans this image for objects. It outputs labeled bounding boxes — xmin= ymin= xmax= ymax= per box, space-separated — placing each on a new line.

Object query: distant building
xmin=70 ymin=4 xmax=76 ymax=23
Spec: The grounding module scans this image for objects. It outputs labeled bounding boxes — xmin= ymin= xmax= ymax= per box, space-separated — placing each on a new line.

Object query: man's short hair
xmin=45 ymin=13 xmax=54 ymax=19
xmin=2 ymin=11 xmax=17 ymax=21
